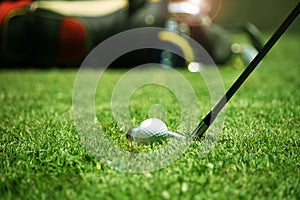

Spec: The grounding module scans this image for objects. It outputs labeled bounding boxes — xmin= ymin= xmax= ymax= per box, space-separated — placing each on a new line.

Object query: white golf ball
xmin=126 ymin=118 xmax=186 ymax=143
xmin=139 ymin=118 xmax=168 ymax=136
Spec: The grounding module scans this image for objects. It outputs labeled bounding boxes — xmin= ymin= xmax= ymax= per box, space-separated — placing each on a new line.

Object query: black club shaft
xmin=192 ymin=2 xmax=300 ymax=139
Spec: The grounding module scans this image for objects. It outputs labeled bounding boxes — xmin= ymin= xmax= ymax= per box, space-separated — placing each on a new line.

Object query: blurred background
xmin=215 ymin=0 xmax=299 ymax=31
xmin=0 ymin=0 xmax=298 ymax=68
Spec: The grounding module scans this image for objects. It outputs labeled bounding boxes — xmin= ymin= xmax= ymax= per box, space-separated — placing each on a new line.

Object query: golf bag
xmin=0 ymin=0 xmax=257 ymax=68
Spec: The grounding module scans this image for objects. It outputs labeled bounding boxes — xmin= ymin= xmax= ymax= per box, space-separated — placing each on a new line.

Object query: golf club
xmin=191 ymin=2 xmax=300 ymax=139
xmin=126 ymin=3 xmax=299 ymax=143
xmin=222 ymin=22 xmax=265 ymax=52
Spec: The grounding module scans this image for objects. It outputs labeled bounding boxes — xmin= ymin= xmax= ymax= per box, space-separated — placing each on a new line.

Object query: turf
xmin=0 ymin=34 xmax=299 ymax=200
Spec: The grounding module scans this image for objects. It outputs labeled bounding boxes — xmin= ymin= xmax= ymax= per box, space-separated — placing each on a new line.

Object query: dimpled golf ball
xmin=126 ymin=118 xmax=186 ymax=144
xmin=139 ymin=118 xmax=168 ymax=136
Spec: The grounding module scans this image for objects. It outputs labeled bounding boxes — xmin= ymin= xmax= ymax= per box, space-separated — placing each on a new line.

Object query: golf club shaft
xmin=192 ymin=2 xmax=300 ymax=139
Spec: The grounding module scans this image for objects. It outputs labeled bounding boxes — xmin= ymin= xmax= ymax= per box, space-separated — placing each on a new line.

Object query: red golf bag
xmin=0 ymin=0 xmax=168 ymax=67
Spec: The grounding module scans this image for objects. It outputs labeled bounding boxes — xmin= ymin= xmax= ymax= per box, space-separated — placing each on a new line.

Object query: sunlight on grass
xmin=0 ymin=35 xmax=299 ymax=199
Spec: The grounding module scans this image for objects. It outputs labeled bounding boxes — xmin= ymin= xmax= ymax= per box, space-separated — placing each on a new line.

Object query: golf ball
xmin=126 ymin=118 xmax=185 ymax=143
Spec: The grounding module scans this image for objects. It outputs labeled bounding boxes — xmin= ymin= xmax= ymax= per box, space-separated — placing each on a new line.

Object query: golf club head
xmin=241 ymin=22 xmax=265 ymax=51
xmin=192 ymin=2 xmax=300 ymax=140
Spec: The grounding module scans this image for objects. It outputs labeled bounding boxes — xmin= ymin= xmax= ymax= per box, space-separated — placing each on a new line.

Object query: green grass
xmin=0 ymin=34 xmax=299 ymax=199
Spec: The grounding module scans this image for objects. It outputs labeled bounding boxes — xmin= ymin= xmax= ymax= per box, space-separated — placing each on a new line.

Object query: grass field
xmin=0 ymin=34 xmax=299 ymax=199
